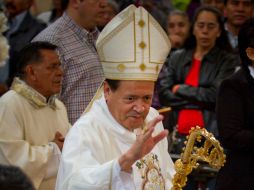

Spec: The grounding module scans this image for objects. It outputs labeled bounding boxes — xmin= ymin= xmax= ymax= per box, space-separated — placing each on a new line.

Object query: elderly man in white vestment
xmin=56 ymin=5 xmax=175 ymax=190
xmin=0 ymin=42 xmax=71 ymax=190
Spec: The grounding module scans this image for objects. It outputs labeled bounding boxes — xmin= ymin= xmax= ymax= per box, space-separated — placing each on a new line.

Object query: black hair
xmin=238 ymin=18 xmax=254 ymax=67
xmin=61 ymin=0 xmax=69 ymax=11
xmin=0 ymin=165 xmax=35 ymax=190
xmin=105 ymin=79 xmax=120 ymax=91
xmin=16 ymin=41 xmax=57 ymax=78
xmin=184 ymin=5 xmax=232 ymax=52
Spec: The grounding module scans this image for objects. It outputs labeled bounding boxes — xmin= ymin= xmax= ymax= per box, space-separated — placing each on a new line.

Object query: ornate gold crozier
xmin=170 ymin=126 xmax=226 ymax=190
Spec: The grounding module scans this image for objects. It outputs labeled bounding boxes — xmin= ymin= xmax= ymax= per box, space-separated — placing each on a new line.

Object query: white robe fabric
xmin=0 ymin=80 xmax=70 ymax=190
xmin=56 ymin=94 xmax=175 ymax=190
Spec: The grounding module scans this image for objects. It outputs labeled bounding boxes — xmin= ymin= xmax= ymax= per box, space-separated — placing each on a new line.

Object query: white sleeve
xmin=55 ymin=121 xmax=138 ymax=190
xmin=112 ymin=160 xmax=136 ymax=190
xmin=45 ymin=142 xmax=61 ymax=179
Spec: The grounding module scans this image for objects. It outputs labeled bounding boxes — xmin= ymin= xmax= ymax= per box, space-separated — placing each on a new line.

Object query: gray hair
xmin=168 ymin=9 xmax=189 ymax=19
xmin=107 ymin=0 xmax=119 ymax=13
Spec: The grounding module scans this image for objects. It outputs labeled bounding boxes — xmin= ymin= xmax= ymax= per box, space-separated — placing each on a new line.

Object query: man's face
xmin=76 ymin=0 xmax=107 ymax=31
xmin=193 ymin=10 xmax=221 ymax=50
xmin=98 ymin=3 xmax=118 ymax=27
xmin=104 ymin=80 xmax=155 ymax=131
xmin=225 ymin=0 xmax=254 ymax=27
xmin=167 ymin=14 xmax=190 ymax=48
xmin=31 ymin=49 xmax=63 ymax=98
xmin=4 ymin=0 xmax=31 ymax=18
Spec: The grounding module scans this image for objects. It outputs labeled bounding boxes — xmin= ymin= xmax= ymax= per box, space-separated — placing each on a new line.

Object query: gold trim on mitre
xmin=96 ymin=4 xmax=171 ymax=82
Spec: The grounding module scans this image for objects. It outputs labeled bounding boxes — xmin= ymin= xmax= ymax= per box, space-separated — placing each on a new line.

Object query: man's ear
xmin=24 ymin=65 xmax=36 ymax=81
xmin=103 ymin=81 xmax=111 ymax=100
xmin=246 ymin=47 xmax=254 ymax=61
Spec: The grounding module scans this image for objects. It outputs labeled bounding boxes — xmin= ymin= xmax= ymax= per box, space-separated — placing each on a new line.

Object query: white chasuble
xmin=56 ymin=94 xmax=175 ymax=190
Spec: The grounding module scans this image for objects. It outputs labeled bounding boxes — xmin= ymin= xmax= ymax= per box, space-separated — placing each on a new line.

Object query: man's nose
xmin=174 ymin=25 xmax=182 ymax=34
xmin=57 ymin=66 xmax=64 ymax=76
xmin=133 ymin=104 xmax=145 ymax=113
xmin=99 ymin=0 xmax=108 ymax=7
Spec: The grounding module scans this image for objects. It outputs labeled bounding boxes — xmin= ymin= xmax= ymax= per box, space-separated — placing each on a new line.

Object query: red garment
xmin=177 ymin=58 xmax=204 ymax=135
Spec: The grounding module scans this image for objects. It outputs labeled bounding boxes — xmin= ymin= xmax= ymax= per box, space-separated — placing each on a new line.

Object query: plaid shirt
xmin=33 ymin=13 xmax=104 ymax=124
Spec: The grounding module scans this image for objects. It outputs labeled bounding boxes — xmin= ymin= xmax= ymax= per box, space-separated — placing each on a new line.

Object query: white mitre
xmin=83 ymin=5 xmax=171 ymax=114
xmin=96 ymin=4 xmax=171 ymax=81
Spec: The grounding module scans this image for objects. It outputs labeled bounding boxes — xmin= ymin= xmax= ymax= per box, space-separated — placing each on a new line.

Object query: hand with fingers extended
xmin=52 ymin=131 xmax=65 ymax=151
xmin=118 ymin=115 xmax=168 ymax=172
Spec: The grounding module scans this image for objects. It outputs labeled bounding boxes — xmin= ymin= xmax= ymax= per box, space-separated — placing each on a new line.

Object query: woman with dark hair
xmin=159 ymin=5 xmax=238 ymax=145
xmin=215 ymin=18 xmax=254 ymax=190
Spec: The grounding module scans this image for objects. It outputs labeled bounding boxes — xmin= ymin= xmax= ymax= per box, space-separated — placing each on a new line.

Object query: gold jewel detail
xmin=138 ymin=20 xmax=145 ymax=28
xmin=139 ymin=41 xmax=146 ymax=49
xmin=117 ymin=64 xmax=126 ymax=72
xmin=140 ymin=63 xmax=146 ymax=71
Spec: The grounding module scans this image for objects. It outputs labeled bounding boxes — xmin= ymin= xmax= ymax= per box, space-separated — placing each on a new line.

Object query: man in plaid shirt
xmin=33 ymin=0 xmax=107 ymax=124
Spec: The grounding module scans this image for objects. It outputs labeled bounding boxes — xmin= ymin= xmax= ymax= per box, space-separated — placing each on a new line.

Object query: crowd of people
xmin=0 ymin=0 xmax=253 ymax=190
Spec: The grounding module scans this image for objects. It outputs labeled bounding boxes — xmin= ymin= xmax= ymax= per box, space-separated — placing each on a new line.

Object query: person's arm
xmin=118 ymin=115 xmax=168 ymax=172
xmin=45 ymin=131 xmax=64 ymax=179
xmin=159 ymin=52 xmax=188 ymax=108
xmin=174 ymin=53 xmax=237 ymax=110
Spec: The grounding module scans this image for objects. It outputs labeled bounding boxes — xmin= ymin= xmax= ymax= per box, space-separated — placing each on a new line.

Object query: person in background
xmin=0 ymin=42 xmax=71 ymax=190
xmin=159 ymin=5 xmax=238 ymax=165
xmin=0 ymin=10 xmax=9 ymax=96
xmin=223 ymin=0 xmax=254 ymax=53
xmin=167 ymin=9 xmax=190 ymax=51
xmin=141 ymin=0 xmax=168 ymax=30
xmin=3 ymin=0 xmax=46 ymax=86
xmin=159 ymin=6 xmax=238 ymax=189
xmin=215 ymin=18 xmax=254 ymax=190
xmin=0 ymin=164 xmax=35 ymax=190
xmin=152 ymin=10 xmax=190 ymax=114
xmin=55 ymin=5 xmax=175 ymax=190
xmin=37 ymin=0 xmax=63 ymax=25
xmin=33 ymin=0 xmax=107 ymax=124
xmin=202 ymin=0 xmax=225 ymax=13
xmin=97 ymin=0 xmax=119 ymax=31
